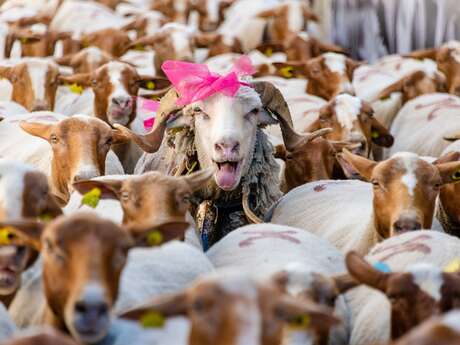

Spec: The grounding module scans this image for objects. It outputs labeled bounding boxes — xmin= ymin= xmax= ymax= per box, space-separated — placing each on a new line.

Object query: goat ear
xmin=377 ymin=71 xmax=426 ymax=100
xmin=166 ymin=111 xmax=192 ymax=129
xmin=345 ymin=251 xmax=389 ymax=292
xmin=369 ymin=118 xmax=394 ymax=148
xmin=332 ymin=274 xmax=359 ymax=294
xmin=58 ymin=73 xmax=92 ymax=87
xmin=0 ymin=220 xmax=45 ymax=251
xmin=121 ymin=291 xmax=189 ymax=322
xmin=336 ymin=149 xmax=377 ymax=181
xmin=436 ymin=161 xmax=460 ymax=185
xmin=433 ymin=152 xmax=460 ymax=165
xmin=405 ymin=48 xmax=438 ymax=60
xmin=137 ymin=76 xmax=171 ymax=91
xmin=258 ymin=108 xmax=278 ymax=126
xmin=194 ymin=32 xmax=219 ymax=47
xmin=72 ymin=180 xmax=123 ymax=200
xmin=444 ymin=132 xmax=460 ymax=142
xmin=330 ymin=141 xmax=361 ymax=153
xmin=0 ymin=66 xmax=11 ymax=79
xmin=302 ymin=4 xmax=319 ymax=22
xmin=257 ymin=8 xmax=279 ymax=18
xmin=274 ymin=295 xmax=340 ymax=332
xmin=19 ymin=121 xmax=54 ymax=141
xmin=345 ymin=58 xmax=364 ymax=80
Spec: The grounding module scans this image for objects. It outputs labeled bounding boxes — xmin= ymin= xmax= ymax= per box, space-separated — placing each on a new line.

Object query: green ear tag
xmin=81 ymin=188 xmax=102 ymax=208
xmin=371 ymin=130 xmax=380 ymax=139
xmin=0 ymin=228 xmax=13 ymax=245
xmin=290 ymin=314 xmax=310 ymax=330
xmin=444 ymin=259 xmax=460 ymax=273
xmin=69 ymin=83 xmax=83 ymax=94
xmin=147 ymin=230 xmax=163 ymax=247
xmin=146 ymin=81 xmax=156 ymax=90
xmin=452 ymin=170 xmax=460 ymax=181
xmin=140 ymin=311 xmax=165 ymax=328
xmin=280 ymin=66 xmax=294 ymax=78
xmin=264 ymin=47 xmax=273 ymax=57
xmin=39 ymin=213 xmax=53 ymax=222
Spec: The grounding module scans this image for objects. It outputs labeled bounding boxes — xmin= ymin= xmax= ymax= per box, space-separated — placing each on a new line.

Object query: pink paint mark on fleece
xmin=239 ymin=230 xmax=301 ymax=247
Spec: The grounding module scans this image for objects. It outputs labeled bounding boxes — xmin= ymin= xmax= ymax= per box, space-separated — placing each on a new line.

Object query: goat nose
xmin=112 ymin=96 xmax=132 ymax=108
xmin=74 ymin=300 xmax=109 ymax=321
xmin=32 ymin=102 xmax=50 ymax=112
xmin=393 ymin=218 xmax=422 ymax=233
xmin=214 ymin=140 xmax=240 ymax=155
xmin=73 ymin=169 xmax=99 ymax=183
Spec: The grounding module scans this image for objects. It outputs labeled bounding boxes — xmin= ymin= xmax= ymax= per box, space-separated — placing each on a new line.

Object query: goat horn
xmin=242 ymin=191 xmax=263 ymax=224
xmin=304 ymin=128 xmax=333 ymax=142
xmin=252 ymin=81 xmax=307 ymax=151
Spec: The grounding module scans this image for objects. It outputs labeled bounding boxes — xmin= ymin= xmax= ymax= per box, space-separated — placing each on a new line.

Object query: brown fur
xmin=80 ymin=28 xmax=132 ymax=58
xmin=347 ymin=252 xmax=460 ymax=340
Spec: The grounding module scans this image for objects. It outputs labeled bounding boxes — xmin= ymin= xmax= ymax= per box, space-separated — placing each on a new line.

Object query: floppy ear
xmin=332 ymin=274 xmax=359 ymax=294
xmin=336 ymin=149 xmax=377 ymax=181
xmin=137 ymin=76 xmax=171 ymax=91
xmin=55 ymin=54 xmax=73 ymax=66
xmin=377 ymin=71 xmax=426 ymax=100
xmin=369 ymin=117 xmax=394 ymax=147
xmin=72 ymin=179 xmax=123 ymax=200
xmin=316 ymin=40 xmax=347 ymax=55
xmin=302 ymin=4 xmax=319 ymax=22
xmin=405 ymin=47 xmax=438 ymax=60
xmin=345 ymin=251 xmax=389 ymax=292
xmin=58 ymin=73 xmax=92 ymax=87
xmin=433 ymin=151 xmax=460 ymax=165
xmin=121 ymin=291 xmax=189 ymax=321
xmin=256 ymin=43 xmax=285 ymax=56
xmin=274 ymin=295 xmax=340 ymax=332
xmin=128 ymin=33 xmax=165 ymax=50
xmin=257 ymin=8 xmax=280 ymax=18
xmin=444 ymin=132 xmax=460 ymax=142
xmin=20 ymin=121 xmax=55 ymax=141
xmin=345 ymin=58 xmax=364 ymax=80
xmin=0 ymin=220 xmax=46 ymax=251
xmin=180 ymin=168 xmax=214 ymax=193
xmin=435 ymin=161 xmax=460 ymax=185
xmin=330 ymin=141 xmax=362 ymax=153
xmin=0 ymin=66 xmax=11 ymax=79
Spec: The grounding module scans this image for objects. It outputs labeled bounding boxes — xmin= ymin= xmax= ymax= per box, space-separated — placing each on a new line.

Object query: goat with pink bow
xmin=115 ymin=56 xmax=322 ymax=249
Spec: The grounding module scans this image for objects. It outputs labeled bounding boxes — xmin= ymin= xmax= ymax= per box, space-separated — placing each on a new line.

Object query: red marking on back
xmin=314 ymin=184 xmax=326 ymax=192
xmin=239 ymin=230 xmax=301 ymax=247
xmin=413 ymin=97 xmax=460 ymax=121
xmin=370 ymin=234 xmax=432 ymax=261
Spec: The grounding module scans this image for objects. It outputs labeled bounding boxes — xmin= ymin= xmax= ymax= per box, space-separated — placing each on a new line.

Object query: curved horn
xmin=252 ymin=81 xmax=306 ymax=151
xmin=304 ymin=128 xmax=333 ymax=142
xmin=242 ymin=191 xmax=263 ymax=224
xmin=113 ymin=88 xmax=181 ymax=153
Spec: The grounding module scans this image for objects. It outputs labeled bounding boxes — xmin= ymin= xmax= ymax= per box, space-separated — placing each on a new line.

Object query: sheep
xmin=206 ymin=223 xmax=358 ymax=345
xmin=389 ymin=93 xmax=460 ymax=157
xmin=116 ymin=82 xmax=296 ymax=248
xmin=344 ymin=230 xmax=460 ymax=345
xmin=0 ymin=113 xmax=125 ymax=204
xmin=268 ymin=150 xmax=460 ymax=255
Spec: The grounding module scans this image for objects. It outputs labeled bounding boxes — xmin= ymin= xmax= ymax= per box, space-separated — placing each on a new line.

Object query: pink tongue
xmin=216 ymin=163 xmax=237 ymax=189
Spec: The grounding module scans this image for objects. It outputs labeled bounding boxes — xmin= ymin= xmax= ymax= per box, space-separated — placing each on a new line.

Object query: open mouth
xmin=214 ymin=160 xmax=242 ymax=191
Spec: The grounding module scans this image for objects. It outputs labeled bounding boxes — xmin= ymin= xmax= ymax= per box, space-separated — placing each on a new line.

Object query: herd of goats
xmin=1 ymin=0 xmax=460 ymax=344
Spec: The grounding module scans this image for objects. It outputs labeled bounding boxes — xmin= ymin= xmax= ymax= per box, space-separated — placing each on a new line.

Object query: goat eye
xmin=104 ymin=137 xmax=113 ymax=146
xmin=91 ymin=79 xmax=97 ymax=86
xmin=50 ymin=134 xmax=59 ymax=144
xmin=371 ymin=180 xmax=380 ymax=188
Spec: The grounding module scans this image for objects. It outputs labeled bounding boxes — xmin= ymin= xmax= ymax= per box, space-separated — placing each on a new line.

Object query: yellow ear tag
xmin=69 ymin=83 xmax=83 ymax=94
xmin=140 ymin=311 xmax=165 ymax=328
xmin=147 ymin=230 xmax=163 ymax=247
xmin=20 ymin=37 xmax=28 ymax=44
xmin=81 ymin=188 xmax=101 ymax=209
xmin=444 ymin=259 xmax=460 ymax=273
xmin=134 ymin=44 xmax=145 ymax=51
xmin=39 ymin=213 xmax=53 ymax=222
xmin=280 ymin=66 xmax=294 ymax=79
xmin=146 ymin=81 xmax=156 ymax=90
xmin=452 ymin=171 xmax=460 ymax=181
xmin=264 ymin=47 xmax=273 ymax=57
xmin=81 ymin=40 xmax=89 ymax=48
xmin=371 ymin=130 xmax=380 ymax=139
xmin=290 ymin=314 xmax=310 ymax=330
xmin=0 ymin=228 xmax=13 ymax=245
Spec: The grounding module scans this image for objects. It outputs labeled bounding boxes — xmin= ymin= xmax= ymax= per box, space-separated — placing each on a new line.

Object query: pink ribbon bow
xmin=161 ymin=55 xmax=256 ymax=106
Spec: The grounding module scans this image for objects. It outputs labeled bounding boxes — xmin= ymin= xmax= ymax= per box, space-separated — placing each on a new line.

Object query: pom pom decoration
xmin=81 ymin=187 xmax=102 ymax=208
